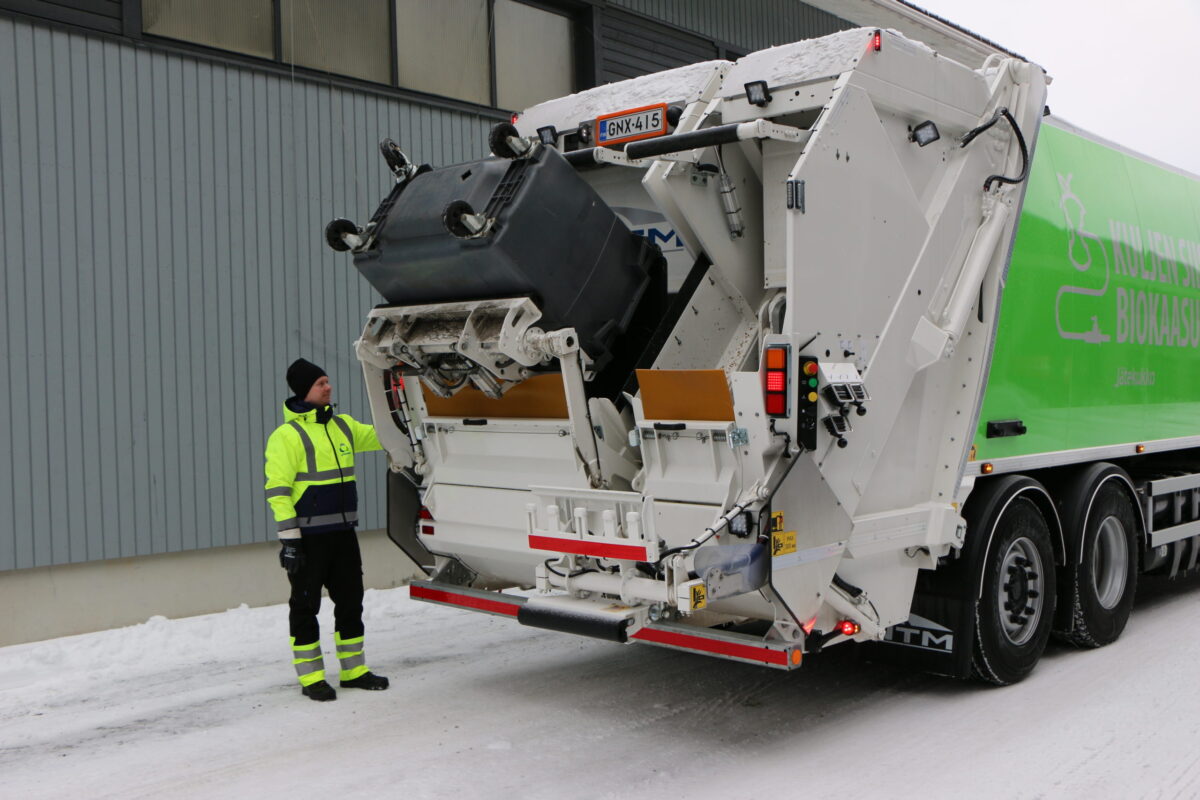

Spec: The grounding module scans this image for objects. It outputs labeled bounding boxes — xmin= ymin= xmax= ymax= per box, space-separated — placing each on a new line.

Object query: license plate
xmin=595 ymin=103 xmax=668 ymax=146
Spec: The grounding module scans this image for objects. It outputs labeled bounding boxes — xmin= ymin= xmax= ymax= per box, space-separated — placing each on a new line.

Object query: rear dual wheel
xmin=1055 ymin=470 xmax=1139 ymax=648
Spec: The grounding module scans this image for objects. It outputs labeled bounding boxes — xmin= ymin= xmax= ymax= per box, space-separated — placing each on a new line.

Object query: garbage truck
xmin=325 ymin=28 xmax=1200 ymax=684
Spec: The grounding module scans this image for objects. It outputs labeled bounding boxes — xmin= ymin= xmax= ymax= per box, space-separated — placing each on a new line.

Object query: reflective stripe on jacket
xmin=264 ymin=400 xmax=382 ymax=535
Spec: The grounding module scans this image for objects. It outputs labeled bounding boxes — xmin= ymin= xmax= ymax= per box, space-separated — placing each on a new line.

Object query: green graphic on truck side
xmin=976 ymin=122 xmax=1200 ymax=461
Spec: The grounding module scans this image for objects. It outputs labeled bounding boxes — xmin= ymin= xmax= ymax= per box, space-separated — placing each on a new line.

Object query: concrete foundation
xmin=0 ymin=530 xmax=424 ymax=647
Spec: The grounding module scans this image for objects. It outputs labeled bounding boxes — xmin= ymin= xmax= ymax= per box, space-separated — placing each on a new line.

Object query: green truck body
xmin=979 ymin=120 xmax=1200 ymax=460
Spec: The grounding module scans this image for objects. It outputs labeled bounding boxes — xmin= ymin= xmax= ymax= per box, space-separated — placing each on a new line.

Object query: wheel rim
xmin=1091 ymin=515 xmax=1129 ymax=610
xmin=997 ymin=536 xmax=1046 ymax=646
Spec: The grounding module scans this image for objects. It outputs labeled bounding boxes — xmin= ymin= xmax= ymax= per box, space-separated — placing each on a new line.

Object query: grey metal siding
xmin=0 ymin=14 xmax=493 ymax=570
xmin=598 ymin=8 xmax=719 ymax=83
xmin=608 ymin=0 xmax=852 ymax=52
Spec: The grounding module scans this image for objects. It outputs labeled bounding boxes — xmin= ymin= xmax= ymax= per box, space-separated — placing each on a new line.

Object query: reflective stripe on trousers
xmin=335 ymin=632 xmax=368 ymax=681
xmin=291 ymin=638 xmax=326 ymax=687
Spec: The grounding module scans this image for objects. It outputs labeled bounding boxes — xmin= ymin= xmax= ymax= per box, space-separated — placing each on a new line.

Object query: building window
xmin=280 ymin=0 xmax=392 ymax=85
xmin=141 ymin=0 xmax=579 ymax=109
xmin=494 ymin=0 xmax=575 ymax=111
xmin=395 ymin=0 xmax=491 ymax=106
xmin=143 ymin=0 xmax=274 ymax=59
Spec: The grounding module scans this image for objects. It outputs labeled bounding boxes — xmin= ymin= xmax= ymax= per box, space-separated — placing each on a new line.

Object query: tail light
xmin=763 ymin=344 xmax=790 ymax=417
xmin=419 ymin=506 xmax=435 ymax=536
xmin=837 ymin=620 xmax=860 ymax=636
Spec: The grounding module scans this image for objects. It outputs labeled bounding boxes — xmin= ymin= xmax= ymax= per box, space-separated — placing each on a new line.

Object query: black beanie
xmin=287 ymin=358 xmax=327 ymax=398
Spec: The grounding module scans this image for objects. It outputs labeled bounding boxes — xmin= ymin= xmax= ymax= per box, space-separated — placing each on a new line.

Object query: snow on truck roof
xmin=517 ymin=27 xmax=931 ymax=129
xmin=719 ymin=27 xmax=937 ymax=96
xmin=516 ymin=60 xmax=731 ymax=134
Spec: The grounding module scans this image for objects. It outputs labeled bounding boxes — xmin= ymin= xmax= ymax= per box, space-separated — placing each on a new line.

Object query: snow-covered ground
xmin=2 ymin=573 xmax=1199 ymax=800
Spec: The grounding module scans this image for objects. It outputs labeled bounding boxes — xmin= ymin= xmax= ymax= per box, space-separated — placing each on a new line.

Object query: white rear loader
xmin=331 ymin=28 xmax=1075 ymax=682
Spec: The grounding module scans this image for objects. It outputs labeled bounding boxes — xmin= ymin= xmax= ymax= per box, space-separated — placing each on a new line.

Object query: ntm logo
xmin=631 ymin=225 xmax=684 ymax=253
xmin=613 ymin=206 xmax=685 ymax=253
xmin=884 ymin=614 xmax=955 ymax=653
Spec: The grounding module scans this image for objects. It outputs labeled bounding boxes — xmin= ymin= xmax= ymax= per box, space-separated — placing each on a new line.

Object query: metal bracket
xmin=430 ymin=556 xmax=476 ymax=587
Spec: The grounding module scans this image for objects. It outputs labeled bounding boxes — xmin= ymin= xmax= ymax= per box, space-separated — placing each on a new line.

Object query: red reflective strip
xmin=528 ymin=535 xmax=649 ymax=561
xmin=632 ymin=627 xmax=789 ymax=666
xmin=409 ymin=585 xmax=520 ymax=617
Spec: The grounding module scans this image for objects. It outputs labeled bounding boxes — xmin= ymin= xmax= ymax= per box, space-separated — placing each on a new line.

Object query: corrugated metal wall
xmin=0 ymin=14 xmax=494 ymax=571
xmin=598 ymin=8 xmax=720 ymax=83
xmin=609 ymin=0 xmax=851 ymax=51
xmin=0 ymin=1 xmax=853 ymax=572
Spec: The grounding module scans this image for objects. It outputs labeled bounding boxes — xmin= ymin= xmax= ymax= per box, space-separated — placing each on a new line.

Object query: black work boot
xmin=301 ymin=680 xmax=338 ymax=701
xmin=340 ymin=671 xmax=389 ymax=691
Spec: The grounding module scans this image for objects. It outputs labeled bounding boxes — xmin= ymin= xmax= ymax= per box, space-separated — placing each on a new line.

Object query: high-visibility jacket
xmin=264 ymin=399 xmax=382 ymax=536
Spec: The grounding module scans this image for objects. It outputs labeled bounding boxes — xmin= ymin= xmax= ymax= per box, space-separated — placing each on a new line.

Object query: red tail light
xmin=419 ymin=506 xmax=435 ymax=535
xmin=837 ymin=620 xmax=860 ymax=636
xmin=763 ymin=345 xmax=790 ymax=417
xmin=872 ymin=29 xmax=882 ymax=51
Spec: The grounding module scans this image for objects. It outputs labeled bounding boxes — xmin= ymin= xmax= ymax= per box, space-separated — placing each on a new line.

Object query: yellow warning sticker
xmin=770 ymin=511 xmax=785 ymax=533
xmin=772 ymin=531 xmax=797 ymax=557
xmin=690 ymin=583 xmax=708 ymax=610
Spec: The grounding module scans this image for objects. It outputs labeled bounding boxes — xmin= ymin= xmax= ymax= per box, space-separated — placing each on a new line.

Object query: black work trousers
xmin=287 ymin=529 xmax=365 ymax=645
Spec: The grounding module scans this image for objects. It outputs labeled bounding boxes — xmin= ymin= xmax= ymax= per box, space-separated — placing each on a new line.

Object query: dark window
xmin=494 ymin=0 xmax=576 ymax=111
xmin=143 ymin=0 xmax=274 ymax=59
xmin=135 ymin=0 xmax=595 ymax=110
xmin=280 ymin=0 xmax=392 ymax=85
xmin=395 ymin=0 xmax=492 ymax=105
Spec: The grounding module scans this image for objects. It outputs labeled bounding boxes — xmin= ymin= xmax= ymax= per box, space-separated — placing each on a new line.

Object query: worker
xmin=264 ymin=357 xmax=390 ymax=701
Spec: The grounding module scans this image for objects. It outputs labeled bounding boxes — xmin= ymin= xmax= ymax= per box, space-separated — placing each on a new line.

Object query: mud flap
xmin=863 ymin=561 xmax=977 ymax=679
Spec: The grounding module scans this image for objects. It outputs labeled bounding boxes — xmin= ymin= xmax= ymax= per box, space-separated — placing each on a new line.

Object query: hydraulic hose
xmin=960 ymin=106 xmax=1030 ymax=192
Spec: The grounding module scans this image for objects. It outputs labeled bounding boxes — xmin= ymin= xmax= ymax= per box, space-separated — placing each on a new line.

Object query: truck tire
xmin=1055 ymin=470 xmax=1139 ymax=648
xmin=972 ymin=495 xmax=1057 ymax=685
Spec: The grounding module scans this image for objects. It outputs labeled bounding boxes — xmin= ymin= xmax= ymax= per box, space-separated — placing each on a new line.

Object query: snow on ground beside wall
xmin=2 ymin=574 xmax=1200 ymax=800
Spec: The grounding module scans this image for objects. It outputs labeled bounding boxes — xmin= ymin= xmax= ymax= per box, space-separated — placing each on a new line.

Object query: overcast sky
xmin=910 ymin=0 xmax=1200 ymax=175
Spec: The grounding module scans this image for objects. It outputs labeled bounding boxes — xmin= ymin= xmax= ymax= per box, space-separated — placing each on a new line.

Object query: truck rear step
xmin=409 ymin=580 xmax=803 ymax=669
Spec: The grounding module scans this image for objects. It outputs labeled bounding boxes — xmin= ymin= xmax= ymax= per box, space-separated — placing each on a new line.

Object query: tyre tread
xmin=1054 ymin=478 xmax=1138 ymax=649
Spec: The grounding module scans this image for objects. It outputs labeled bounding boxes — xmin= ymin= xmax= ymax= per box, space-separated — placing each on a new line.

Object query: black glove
xmin=279 ymin=540 xmax=305 ymax=575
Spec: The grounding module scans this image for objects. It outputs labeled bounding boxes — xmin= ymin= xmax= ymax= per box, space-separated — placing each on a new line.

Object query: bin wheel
xmin=489 ymin=122 xmax=521 ymax=159
xmin=442 ymin=200 xmax=477 ymax=238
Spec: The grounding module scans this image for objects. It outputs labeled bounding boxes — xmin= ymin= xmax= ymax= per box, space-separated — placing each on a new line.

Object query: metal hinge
xmin=786 ymin=179 xmax=805 ymax=213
